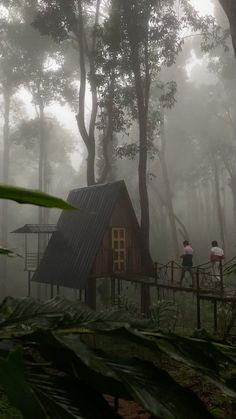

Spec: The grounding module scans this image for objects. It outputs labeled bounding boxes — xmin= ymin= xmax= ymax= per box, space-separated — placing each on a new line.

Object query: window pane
xmin=113 ymin=230 xmax=118 ymax=238
xmin=119 ymin=229 xmax=124 ymax=238
xmin=120 ymin=251 xmax=125 ymax=260
xmin=120 ymin=240 xmax=125 ymax=249
xmin=114 ymin=262 xmax=119 ymax=272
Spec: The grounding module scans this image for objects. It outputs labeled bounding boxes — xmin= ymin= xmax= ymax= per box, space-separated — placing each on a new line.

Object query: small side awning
xmin=11 ymin=224 xmax=57 ymax=234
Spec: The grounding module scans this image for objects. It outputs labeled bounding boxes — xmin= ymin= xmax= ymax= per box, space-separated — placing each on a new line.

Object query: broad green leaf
xmin=1 ymin=297 xmax=236 ymax=412
xmin=27 ymin=372 xmax=122 ymax=419
xmin=0 ymin=184 xmax=76 ymax=210
xmin=92 ymin=326 xmax=236 ymax=397
xmin=0 ymin=247 xmax=22 ymax=258
xmin=29 ymin=331 xmax=214 ymax=419
xmin=108 ymin=358 xmax=214 ymax=419
xmin=0 ymin=349 xmax=47 ymax=419
xmin=26 ymin=330 xmax=127 ymax=400
xmin=0 ymin=347 xmax=121 ymax=419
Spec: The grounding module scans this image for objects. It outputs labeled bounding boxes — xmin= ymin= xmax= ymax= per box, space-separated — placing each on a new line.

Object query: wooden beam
xmin=196 ymin=268 xmax=201 ymax=329
xmin=141 ymin=283 xmax=150 ymax=314
xmin=86 ymin=277 xmax=96 ymax=310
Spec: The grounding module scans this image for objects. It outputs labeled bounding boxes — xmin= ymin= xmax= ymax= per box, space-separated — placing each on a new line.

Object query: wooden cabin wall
xmin=92 ymin=193 xmax=153 ymax=277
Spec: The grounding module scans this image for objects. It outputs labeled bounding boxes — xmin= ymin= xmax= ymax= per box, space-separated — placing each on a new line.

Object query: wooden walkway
xmin=113 ymin=259 xmax=236 ymax=332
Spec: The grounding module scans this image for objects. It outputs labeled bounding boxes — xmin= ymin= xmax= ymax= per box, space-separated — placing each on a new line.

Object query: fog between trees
xmin=0 ymin=0 xmax=235 ymax=297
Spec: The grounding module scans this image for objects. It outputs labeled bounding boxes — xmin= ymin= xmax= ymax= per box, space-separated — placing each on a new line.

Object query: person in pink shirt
xmin=210 ymin=240 xmax=224 ymax=281
xmin=179 ymin=240 xmax=194 ymax=287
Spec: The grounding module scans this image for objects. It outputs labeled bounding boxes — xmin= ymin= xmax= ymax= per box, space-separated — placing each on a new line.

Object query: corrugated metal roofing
xmin=12 ymin=224 xmax=57 ymax=234
xmin=32 ymin=181 xmax=125 ymax=289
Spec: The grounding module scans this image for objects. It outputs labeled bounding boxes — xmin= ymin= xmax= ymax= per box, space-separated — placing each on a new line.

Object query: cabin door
xmin=112 ymin=228 xmax=126 ymax=273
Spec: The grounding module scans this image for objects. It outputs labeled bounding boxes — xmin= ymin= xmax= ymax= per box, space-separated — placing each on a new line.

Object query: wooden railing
xmin=25 ymin=253 xmax=44 ymax=271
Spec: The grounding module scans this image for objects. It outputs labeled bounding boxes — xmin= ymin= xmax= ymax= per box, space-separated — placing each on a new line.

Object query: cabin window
xmin=112 ymin=228 xmax=126 ymax=273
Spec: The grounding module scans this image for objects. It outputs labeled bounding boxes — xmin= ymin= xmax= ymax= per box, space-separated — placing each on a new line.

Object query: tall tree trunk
xmin=219 ymin=0 xmax=236 ymax=55
xmin=97 ymin=77 xmax=115 ymax=184
xmin=212 ymin=155 xmax=226 ymax=251
xmin=230 ymin=176 xmax=236 ymax=240
xmin=123 ymin=1 xmax=150 ymax=248
xmin=38 ymin=100 xmax=46 ymax=225
xmin=0 ymin=87 xmax=11 ymax=296
xmin=75 ymin=0 xmax=101 ymax=186
xmin=123 ymin=2 xmax=151 ymax=312
xmin=159 ymin=110 xmax=179 ymax=259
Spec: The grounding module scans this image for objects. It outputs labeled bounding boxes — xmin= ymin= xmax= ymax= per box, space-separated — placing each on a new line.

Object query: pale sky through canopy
xmin=18 ymin=0 xmax=216 ymax=170
xmin=190 ymin=0 xmax=214 ymax=15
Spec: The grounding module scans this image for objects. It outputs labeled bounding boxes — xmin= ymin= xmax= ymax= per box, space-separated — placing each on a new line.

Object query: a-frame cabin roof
xmin=32 ymin=180 xmax=152 ymax=289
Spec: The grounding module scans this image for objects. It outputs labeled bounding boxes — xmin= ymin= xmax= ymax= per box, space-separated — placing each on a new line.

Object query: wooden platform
xmin=153 ymin=281 xmax=236 ymax=302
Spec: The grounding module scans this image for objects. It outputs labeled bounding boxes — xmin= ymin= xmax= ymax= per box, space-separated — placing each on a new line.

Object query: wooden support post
xmin=219 ymin=259 xmax=223 ymax=293
xmin=171 ymin=261 xmax=174 ymax=283
xmin=117 ymin=279 xmax=121 ymax=296
xmin=213 ymin=300 xmax=218 ymax=333
xmin=141 ymin=283 xmax=150 ymax=314
xmin=196 ymin=268 xmax=201 ymax=329
xmin=86 ymin=278 xmax=96 ymax=310
xmin=56 ymin=285 xmax=60 ymax=296
xmin=50 ymin=284 xmax=54 ymax=299
xmin=27 ymin=271 xmax=31 ymax=297
xmin=79 ymin=288 xmax=82 ymax=301
xmin=110 ymin=277 xmax=116 ymax=305
xmin=25 ymin=234 xmax=28 ymax=271
xmin=154 ymin=262 xmax=158 ymax=284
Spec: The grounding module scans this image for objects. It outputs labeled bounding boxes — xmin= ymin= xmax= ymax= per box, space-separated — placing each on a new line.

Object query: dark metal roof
xmin=32 ymin=181 xmax=126 ymax=289
xmin=12 ymin=224 xmax=57 ymax=234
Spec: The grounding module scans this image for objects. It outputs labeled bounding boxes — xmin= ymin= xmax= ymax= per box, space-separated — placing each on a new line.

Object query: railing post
xmin=27 ymin=271 xmax=31 ymax=297
xmin=219 ymin=259 xmax=223 ymax=293
xmin=171 ymin=261 xmax=174 ymax=283
xmin=154 ymin=262 xmax=158 ymax=284
xmin=25 ymin=234 xmax=28 ymax=271
xmin=141 ymin=282 xmax=150 ymax=314
xmin=196 ymin=267 xmax=201 ymax=329
xmin=213 ymin=300 xmax=218 ymax=333
xmin=50 ymin=283 xmax=54 ymax=299
xmin=110 ymin=277 xmax=116 ymax=305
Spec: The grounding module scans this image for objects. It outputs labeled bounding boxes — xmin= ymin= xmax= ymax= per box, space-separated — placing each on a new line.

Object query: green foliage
xmin=0 ymin=247 xmax=22 ymax=258
xmin=0 ymin=396 xmax=22 ymax=419
xmin=0 ymin=297 xmax=235 ymax=417
xmin=0 ymin=184 xmax=75 ymax=210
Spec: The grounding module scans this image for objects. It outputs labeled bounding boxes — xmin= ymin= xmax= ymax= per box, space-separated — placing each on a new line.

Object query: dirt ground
xmin=106 ymin=396 xmax=154 ymax=419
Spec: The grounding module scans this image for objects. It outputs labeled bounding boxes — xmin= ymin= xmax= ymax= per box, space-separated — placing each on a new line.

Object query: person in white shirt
xmin=210 ymin=240 xmax=224 ymax=282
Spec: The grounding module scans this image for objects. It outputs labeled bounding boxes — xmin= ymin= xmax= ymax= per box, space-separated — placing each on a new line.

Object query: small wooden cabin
xmin=32 ymin=181 xmax=154 ymax=309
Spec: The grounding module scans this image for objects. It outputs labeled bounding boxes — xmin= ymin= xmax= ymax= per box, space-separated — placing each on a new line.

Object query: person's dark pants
xmin=179 ymin=266 xmax=194 ymax=286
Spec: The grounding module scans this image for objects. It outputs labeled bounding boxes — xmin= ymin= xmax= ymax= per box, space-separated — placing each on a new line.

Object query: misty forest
xmin=1 ymin=0 xmax=236 ymax=418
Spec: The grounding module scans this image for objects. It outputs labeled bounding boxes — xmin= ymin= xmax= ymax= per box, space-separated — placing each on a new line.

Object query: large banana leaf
xmin=1 ymin=297 xmax=236 ymax=417
xmin=0 ymin=348 xmax=122 ymax=419
xmin=23 ymin=330 xmax=214 ymax=419
xmin=0 ymin=185 xmax=75 ymax=210
xmin=0 ymin=297 xmax=141 ymax=336
xmin=0 ymin=247 xmax=22 ymax=258
xmin=0 ymin=349 xmax=47 ymax=419
xmin=1 ymin=297 xmax=236 ymax=397
xmin=87 ymin=326 xmax=236 ymax=397
xmin=27 ymin=371 xmax=122 ymax=419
